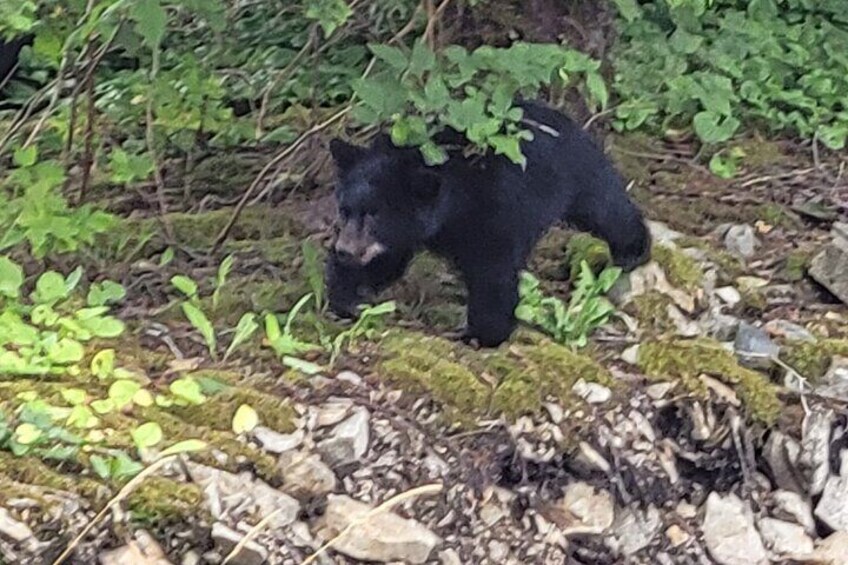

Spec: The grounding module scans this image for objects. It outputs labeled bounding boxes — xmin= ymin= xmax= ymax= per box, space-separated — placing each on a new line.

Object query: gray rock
xmin=0 ymin=508 xmax=33 ymax=544
xmin=648 ymin=221 xmax=684 ymax=245
xmin=714 ymin=286 xmax=742 ymax=307
xmin=607 ymin=505 xmax=661 ymax=556
xmin=99 ymin=530 xmax=171 ymax=565
xmin=814 ymin=451 xmax=848 ymax=532
xmin=557 ymin=482 xmax=615 ymax=535
xmin=724 ymin=224 xmax=759 ymax=258
xmin=770 ymin=490 xmax=816 ymax=535
xmin=279 ymin=452 xmax=338 ymax=498
xmin=439 ymin=548 xmax=463 ymax=565
xmin=252 ymin=426 xmax=303 ymax=454
xmin=699 ymin=307 xmax=740 ymax=341
xmin=809 ymin=222 xmax=848 ymax=305
xmin=318 ymin=407 xmax=370 ymax=466
xmin=572 ymin=379 xmax=612 ymax=404
xmin=211 ymin=522 xmax=268 ymax=565
xmin=819 ymin=356 xmax=848 ymax=400
xmin=186 ymin=463 xmax=299 ymax=529
xmin=757 ymin=517 xmax=814 ymax=557
xmin=763 ymin=319 xmax=816 ymax=343
xmin=800 ymin=407 xmax=834 ymax=496
xmin=764 ymin=431 xmax=805 ymax=494
xmin=702 ymin=492 xmax=768 ymax=565
xmin=667 ymin=303 xmax=701 ymax=337
xmin=316 ymin=494 xmax=441 ymax=564
xmin=734 ymin=322 xmax=780 ymax=369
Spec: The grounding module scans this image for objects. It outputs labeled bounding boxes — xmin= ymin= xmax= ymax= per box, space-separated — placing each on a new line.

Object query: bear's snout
xmin=334 ymin=221 xmax=386 ymax=266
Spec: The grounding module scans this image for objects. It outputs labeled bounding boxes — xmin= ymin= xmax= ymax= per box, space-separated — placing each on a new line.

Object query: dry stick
xmin=51 ymin=456 xmax=177 ymax=565
xmin=423 ymin=0 xmax=452 ymax=48
xmin=145 ymin=44 xmax=175 ymax=241
xmin=221 ymin=508 xmax=283 ymax=564
xmin=77 ymin=60 xmax=97 ymax=203
xmin=210 ymin=104 xmax=351 ymax=254
xmin=300 ymin=483 xmax=444 ymax=565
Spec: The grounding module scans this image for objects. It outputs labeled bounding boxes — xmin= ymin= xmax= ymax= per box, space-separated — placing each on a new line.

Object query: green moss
xmin=732 ymin=137 xmax=784 ymax=168
xmin=224 ymin=236 xmax=302 ymax=265
xmin=0 ymin=452 xmax=107 ymax=504
xmin=675 ymin=236 xmax=745 ymax=283
xmin=638 ymin=339 xmax=782 ymax=424
xmin=381 ymin=333 xmax=490 ymax=425
xmin=652 ymin=244 xmax=703 ymax=291
xmin=171 ymin=385 xmax=296 ymax=434
xmin=628 ymin=291 xmax=675 ymax=334
xmin=782 ymin=339 xmax=848 ymax=383
xmin=203 ymin=279 xmax=307 ymax=324
xmin=127 ymin=476 xmax=206 ymax=525
xmin=780 ymin=251 xmax=809 ymax=282
xmin=566 ymin=233 xmax=612 ymax=280
xmin=378 ymin=329 xmax=612 ymax=424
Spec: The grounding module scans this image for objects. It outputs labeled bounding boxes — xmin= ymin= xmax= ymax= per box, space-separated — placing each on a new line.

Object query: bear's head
xmin=328 ymin=135 xmax=446 ymax=266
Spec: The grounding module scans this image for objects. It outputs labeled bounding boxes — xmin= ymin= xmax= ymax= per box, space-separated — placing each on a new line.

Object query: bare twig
xmin=423 ymin=0 xmax=452 ymax=48
xmin=145 ymin=47 xmax=174 ymax=241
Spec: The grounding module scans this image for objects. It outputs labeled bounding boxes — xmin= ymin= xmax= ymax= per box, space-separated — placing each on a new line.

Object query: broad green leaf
xmin=181 ymin=303 xmax=217 ymax=358
xmin=90 ymin=454 xmax=111 ymax=479
xmin=224 ymin=313 xmax=259 ymax=360
xmin=282 ymin=356 xmax=324 ymax=375
xmin=212 ymin=255 xmax=234 ymax=310
xmin=133 ymin=389 xmax=154 ymax=407
xmin=132 ymin=422 xmax=163 ymax=449
xmin=586 ymin=72 xmax=609 ymax=111
xmin=91 ymin=349 xmax=115 ymax=379
xmin=693 ymin=111 xmax=740 ymax=144
xmin=108 ymin=379 xmax=141 ymax=409
xmin=33 ymin=271 xmax=69 ymax=304
xmin=0 ymin=256 xmax=24 ymax=298
xmin=61 ymin=388 xmax=87 ymax=405
xmin=13 ymin=146 xmax=37 ymax=167
xmin=67 ymin=405 xmax=98 ymax=429
xmin=171 ymin=275 xmax=198 ymax=299
xmin=409 ymin=40 xmax=436 ymax=78
xmin=91 ymin=399 xmax=115 ymax=414
xmin=110 ymin=452 xmax=144 ymax=480
xmin=47 ymin=338 xmax=84 ymax=364
xmin=369 ymin=43 xmax=408 ymax=71
xmin=87 ymin=281 xmax=126 ymax=307
xmin=232 ymin=404 xmax=258 ymax=434
xmin=77 ymin=315 xmax=125 ymax=339
xmin=15 ymin=423 xmax=42 ymax=445
xmin=170 ymin=377 xmax=206 ymax=405
xmin=131 ymin=0 xmax=167 ymax=48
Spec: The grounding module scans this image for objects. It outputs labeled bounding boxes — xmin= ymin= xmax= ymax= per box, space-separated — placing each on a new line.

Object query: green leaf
xmin=693 ymin=111 xmax=740 ymax=144
xmin=282 ymin=356 xmax=324 ymax=375
xmin=159 ymin=247 xmax=175 ymax=267
xmin=232 ymin=404 xmax=258 ymax=434
xmin=14 ymin=423 xmax=42 ymax=445
xmin=33 ymin=271 xmax=69 ymax=304
xmin=61 ymin=388 xmax=87 ymax=406
xmin=159 ymin=439 xmax=207 ymax=458
xmin=13 ymin=146 xmax=37 ymax=167
xmin=132 ymin=422 xmax=163 ymax=449
xmin=585 ymin=72 xmax=609 ymax=111
xmin=224 ymin=313 xmax=259 ymax=361
xmin=612 ymin=0 xmax=642 ymax=22
xmin=91 ymin=349 xmax=115 ymax=379
xmin=409 ymin=40 xmax=436 ymax=78
xmin=170 ymin=377 xmax=206 ymax=405
xmin=212 ymin=255 xmax=234 ymax=310
xmin=90 ymin=454 xmax=111 ymax=479
xmin=87 ymin=281 xmax=126 ymax=307
xmin=420 ymin=142 xmax=448 ymax=166
xmin=0 ymin=256 xmax=24 ymax=298
xmin=77 ymin=315 xmax=125 ymax=339
xmin=369 ymin=43 xmax=408 ymax=71
xmin=181 ymin=302 xmax=217 ymax=358
xmin=108 ymin=379 xmax=141 ymax=409
xmin=91 ymin=399 xmax=115 ymax=414
xmin=66 ymin=405 xmax=98 ymax=429
xmin=47 ymin=338 xmax=84 ymax=364
xmin=171 ymin=275 xmax=198 ymax=299
xmin=131 ymin=0 xmax=167 ymax=48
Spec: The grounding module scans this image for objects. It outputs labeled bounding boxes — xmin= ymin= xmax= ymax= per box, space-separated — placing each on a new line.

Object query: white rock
xmin=252 ymin=426 xmax=303 ymax=454
xmin=607 ymin=505 xmax=661 ymax=556
xmin=724 ymin=224 xmax=759 ymax=258
xmin=557 ymin=482 xmax=614 ymax=535
xmin=810 ymin=531 xmax=848 ymax=565
xmin=316 ymin=495 xmax=441 ymax=564
xmin=770 ymin=490 xmax=815 ymax=535
xmin=211 ymin=522 xmax=268 ymax=565
xmin=336 ymin=370 xmax=363 ymax=385
xmin=186 ymin=463 xmax=299 ymax=529
xmin=572 ymin=379 xmax=612 ymax=404
xmin=815 ymin=451 xmax=848 ymax=531
xmin=800 ymin=407 xmax=835 ymax=496
xmin=649 ymin=221 xmax=684 ymax=245
xmin=715 ymin=286 xmax=742 ymax=307
xmin=99 ymin=530 xmax=172 ymax=565
xmin=702 ymin=492 xmax=768 ymax=565
xmin=764 ymin=431 xmax=805 ymax=494
xmin=279 ymin=452 xmax=338 ymax=497
xmin=621 ymin=344 xmax=640 ymax=365
xmin=0 ymin=508 xmax=33 ymax=544
xmin=758 ymin=517 xmax=814 ymax=556
xmin=318 ymin=406 xmax=370 ymax=466
xmin=439 ymin=548 xmax=463 ymax=565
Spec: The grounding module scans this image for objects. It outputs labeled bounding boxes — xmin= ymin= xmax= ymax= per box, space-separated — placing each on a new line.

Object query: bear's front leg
xmin=325 ymin=250 xmax=413 ymax=319
xmin=462 ymin=266 xmax=520 ymax=348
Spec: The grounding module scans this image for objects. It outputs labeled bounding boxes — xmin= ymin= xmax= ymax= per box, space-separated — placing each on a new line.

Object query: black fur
xmin=326 ymin=100 xmax=651 ymax=347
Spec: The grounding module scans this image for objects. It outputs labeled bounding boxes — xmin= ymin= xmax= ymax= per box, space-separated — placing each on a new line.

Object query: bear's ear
xmin=410 ymin=167 xmax=442 ymax=203
xmin=329 ymin=139 xmax=365 ymax=171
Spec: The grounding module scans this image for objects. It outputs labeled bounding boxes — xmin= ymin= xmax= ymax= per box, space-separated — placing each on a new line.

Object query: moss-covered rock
xmin=565 ymin=233 xmax=612 ymax=280
xmin=127 ymin=476 xmax=207 ymax=525
xmin=781 ymin=338 xmax=848 ymax=383
xmin=378 ymin=329 xmax=612 ymax=425
xmin=627 ymin=291 xmax=676 ymax=334
xmin=637 ymin=339 xmax=782 ymax=424
xmin=651 ymin=244 xmax=703 ymax=292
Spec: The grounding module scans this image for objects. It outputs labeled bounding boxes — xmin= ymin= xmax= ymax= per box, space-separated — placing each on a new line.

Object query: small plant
xmin=263 ymin=294 xmax=322 ymax=359
xmin=516 ymin=261 xmax=621 ymax=348
xmin=330 ymin=301 xmax=396 ymax=364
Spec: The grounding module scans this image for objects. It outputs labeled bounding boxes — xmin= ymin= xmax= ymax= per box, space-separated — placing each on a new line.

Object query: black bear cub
xmin=325 ymin=100 xmax=651 ymax=347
